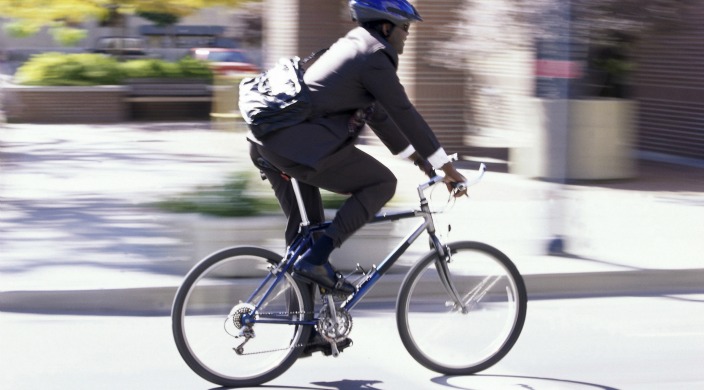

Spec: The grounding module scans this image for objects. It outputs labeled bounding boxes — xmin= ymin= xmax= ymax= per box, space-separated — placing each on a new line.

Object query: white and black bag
xmin=238 ymin=50 xmax=326 ymax=138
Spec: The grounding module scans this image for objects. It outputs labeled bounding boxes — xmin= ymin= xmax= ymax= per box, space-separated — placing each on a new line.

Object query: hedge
xmin=14 ymin=52 xmax=213 ymax=86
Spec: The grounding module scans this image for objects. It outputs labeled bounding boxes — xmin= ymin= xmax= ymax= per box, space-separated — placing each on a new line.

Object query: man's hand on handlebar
xmin=441 ymin=162 xmax=468 ymax=198
xmin=409 ymin=152 xmax=468 ymax=197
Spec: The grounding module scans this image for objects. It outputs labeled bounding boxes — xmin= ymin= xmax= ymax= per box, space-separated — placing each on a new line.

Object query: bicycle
xmin=171 ymin=160 xmax=527 ymax=388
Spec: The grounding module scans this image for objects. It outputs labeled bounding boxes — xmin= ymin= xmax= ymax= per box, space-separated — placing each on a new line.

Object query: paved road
xmin=1 ymin=295 xmax=703 ymax=389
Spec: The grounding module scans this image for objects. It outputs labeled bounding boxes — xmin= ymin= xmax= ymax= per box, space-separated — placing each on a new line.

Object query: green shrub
xmin=15 ymin=52 xmax=213 ymax=86
xmin=15 ymin=52 xmax=123 ymax=86
xmin=151 ymin=172 xmax=351 ymax=218
xmin=119 ymin=58 xmax=177 ymax=78
xmin=152 ymin=173 xmax=278 ymax=218
xmin=176 ymin=57 xmax=214 ymax=79
xmin=4 ymin=21 xmax=41 ymax=38
xmin=120 ymin=57 xmax=213 ymax=79
xmin=49 ymin=27 xmax=88 ymax=46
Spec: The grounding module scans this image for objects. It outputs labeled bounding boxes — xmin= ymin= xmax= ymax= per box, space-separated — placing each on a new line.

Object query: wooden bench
xmin=124 ymin=78 xmax=213 ymax=120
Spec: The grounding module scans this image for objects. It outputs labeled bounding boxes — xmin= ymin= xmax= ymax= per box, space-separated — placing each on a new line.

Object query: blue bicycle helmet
xmin=349 ymin=0 xmax=423 ymax=26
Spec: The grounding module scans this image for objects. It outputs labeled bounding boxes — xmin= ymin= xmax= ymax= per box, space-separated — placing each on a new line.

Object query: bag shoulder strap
xmin=300 ymin=48 xmax=329 ymax=70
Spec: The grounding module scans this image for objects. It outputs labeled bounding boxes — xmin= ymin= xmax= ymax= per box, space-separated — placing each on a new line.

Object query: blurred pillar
xmin=537 ymin=0 xmax=574 ymax=255
xmin=404 ymin=0 xmax=468 ymax=150
xmin=261 ymin=0 xmax=352 ymax=67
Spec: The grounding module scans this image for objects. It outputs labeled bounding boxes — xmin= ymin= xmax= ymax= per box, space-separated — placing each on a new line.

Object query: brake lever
xmin=450 ymin=162 xmax=486 ymax=196
xmin=451 ymin=182 xmax=468 ymax=197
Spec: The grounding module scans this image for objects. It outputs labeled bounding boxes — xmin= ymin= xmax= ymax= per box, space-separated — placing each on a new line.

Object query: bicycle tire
xmin=396 ymin=241 xmax=527 ymax=375
xmin=172 ymin=246 xmax=314 ymax=388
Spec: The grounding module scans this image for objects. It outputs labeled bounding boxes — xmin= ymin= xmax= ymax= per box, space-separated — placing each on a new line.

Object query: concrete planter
xmin=2 ymin=85 xmax=129 ymax=123
xmin=511 ymin=98 xmax=637 ymax=181
xmin=168 ymin=214 xmax=286 ymax=274
xmin=167 ymin=212 xmax=410 ymax=275
xmin=124 ymin=77 xmax=212 ymax=96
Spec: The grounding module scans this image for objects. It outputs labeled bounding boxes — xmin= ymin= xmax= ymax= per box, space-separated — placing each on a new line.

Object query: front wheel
xmin=172 ymin=246 xmax=314 ymax=388
xmin=397 ymin=241 xmax=527 ymax=375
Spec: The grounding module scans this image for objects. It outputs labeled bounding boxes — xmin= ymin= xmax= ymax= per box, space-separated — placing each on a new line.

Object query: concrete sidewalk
xmin=1 ymin=121 xmax=703 ymax=315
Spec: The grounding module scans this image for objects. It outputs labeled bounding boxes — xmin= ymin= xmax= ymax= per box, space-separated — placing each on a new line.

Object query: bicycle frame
xmin=344 ymin=209 xmax=436 ymax=310
xmin=243 ymin=164 xmax=486 ymax=327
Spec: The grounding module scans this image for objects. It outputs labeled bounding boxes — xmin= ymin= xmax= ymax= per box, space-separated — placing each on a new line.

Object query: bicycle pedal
xmin=354 ymin=263 xmax=367 ymax=274
xmin=319 ymin=338 xmax=353 ymax=357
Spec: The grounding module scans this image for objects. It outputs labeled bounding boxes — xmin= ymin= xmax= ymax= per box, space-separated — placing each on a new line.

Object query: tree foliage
xmin=0 ymin=0 xmax=255 ymax=45
xmin=137 ymin=11 xmax=181 ymax=27
xmin=510 ymin=0 xmax=696 ymax=45
xmin=435 ymin=0 xmax=695 ymax=61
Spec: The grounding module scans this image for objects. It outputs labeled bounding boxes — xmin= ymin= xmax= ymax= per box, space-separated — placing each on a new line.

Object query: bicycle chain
xmin=229 ymin=290 xmax=351 ymax=355
xmin=235 ymin=339 xmax=311 ymax=356
xmin=230 ymin=302 xmax=350 ymax=356
xmin=230 ymin=310 xmax=315 ymax=356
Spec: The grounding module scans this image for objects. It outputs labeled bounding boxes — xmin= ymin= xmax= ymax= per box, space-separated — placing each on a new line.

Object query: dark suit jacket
xmin=251 ymin=27 xmax=443 ymax=169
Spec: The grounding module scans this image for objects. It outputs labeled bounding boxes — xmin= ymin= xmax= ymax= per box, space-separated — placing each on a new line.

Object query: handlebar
xmin=459 ymin=162 xmax=487 ymax=188
xmin=418 ymin=162 xmax=487 ymax=196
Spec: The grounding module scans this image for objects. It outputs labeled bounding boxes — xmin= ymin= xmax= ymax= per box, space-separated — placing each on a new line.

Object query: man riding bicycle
xmin=248 ymin=0 xmax=467 ymax=298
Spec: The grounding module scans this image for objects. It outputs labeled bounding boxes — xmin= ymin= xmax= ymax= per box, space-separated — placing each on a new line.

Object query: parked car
xmin=188 ymin=48 xmax=259 ymax=75
xmin=93 ymin=37 xmax=148 ymax=59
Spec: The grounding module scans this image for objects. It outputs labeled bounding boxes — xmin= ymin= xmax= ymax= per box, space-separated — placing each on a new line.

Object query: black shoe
xmin=299 ymin=331 xmax=352 ymax=358
xmin=293 ymin=256 xmax=355 ymax=295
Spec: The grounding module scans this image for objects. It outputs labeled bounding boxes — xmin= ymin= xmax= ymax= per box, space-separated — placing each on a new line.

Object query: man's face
xmin=387 ymin=22 xmax=410 ymax=54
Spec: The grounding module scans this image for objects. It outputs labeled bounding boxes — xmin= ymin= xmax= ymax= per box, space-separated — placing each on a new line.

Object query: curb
xmin=524 ymin=268 xmax=704 ymax=300
xmin=1 ymin=269 xmax=702 ymax=316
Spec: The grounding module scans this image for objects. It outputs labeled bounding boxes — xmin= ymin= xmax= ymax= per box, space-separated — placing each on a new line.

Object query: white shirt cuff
xmin=427 ymin=148 xmax=451 ymax=169
xmin=397 ymin=145 xmax=416 ymax=159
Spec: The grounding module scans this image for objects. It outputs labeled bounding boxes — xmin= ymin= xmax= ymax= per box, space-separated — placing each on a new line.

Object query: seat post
xmin=290 ymin=178 xmax=310 ymax=227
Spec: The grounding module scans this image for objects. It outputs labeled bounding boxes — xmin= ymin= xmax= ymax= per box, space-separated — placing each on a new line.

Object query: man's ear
xmin=381 ymin=22 xmax=393 ymax=38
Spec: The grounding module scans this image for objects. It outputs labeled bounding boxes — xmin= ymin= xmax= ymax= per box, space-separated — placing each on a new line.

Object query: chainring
xmin=317 ymin=305 xmax=353 ymax=343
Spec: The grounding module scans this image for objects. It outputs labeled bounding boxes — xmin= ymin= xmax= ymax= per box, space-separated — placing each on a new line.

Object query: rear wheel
xmin=397 ymin=241 xmax=527 ymax=375
xmin=172 ymin=246 xmax=313 ymax=387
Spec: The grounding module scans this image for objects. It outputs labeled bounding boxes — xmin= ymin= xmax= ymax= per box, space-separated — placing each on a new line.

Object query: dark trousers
xmin=250 ymin=143 xmax=397 ymax=247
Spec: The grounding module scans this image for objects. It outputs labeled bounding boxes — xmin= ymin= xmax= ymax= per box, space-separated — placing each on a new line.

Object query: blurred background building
xmin=260 ymin=0 xmax=704 ymax=174
xmin=1 ymin=0 xmax=702 ymax=169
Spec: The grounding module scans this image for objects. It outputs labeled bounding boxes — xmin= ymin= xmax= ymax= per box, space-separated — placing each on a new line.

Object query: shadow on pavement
xmin=0 ymin=197 xmax=188 ymax=275
xmin=433 ymin=374 xmax=620 ymax=390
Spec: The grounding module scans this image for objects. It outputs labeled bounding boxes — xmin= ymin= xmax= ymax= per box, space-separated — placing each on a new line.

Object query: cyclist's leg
xmin=302 ymin=145 xmax=397 ymax=248
xmin=287 ymin=145 xmax=396 ymax=293
xmin=250 ymin=143 xmax=324 ymax=245
xmin=253 ymin=143 xmax=395 ymax=291
xmin=252 ymin=143 xmax=396 ymax=247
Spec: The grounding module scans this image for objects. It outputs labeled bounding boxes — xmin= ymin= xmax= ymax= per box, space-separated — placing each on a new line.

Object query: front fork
xmin=430 ymin=237 xmax=467 ymax=312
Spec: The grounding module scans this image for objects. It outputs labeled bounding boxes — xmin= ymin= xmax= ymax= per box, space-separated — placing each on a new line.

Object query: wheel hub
xmin=230 ymin=303 xmax=256 ymax=329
